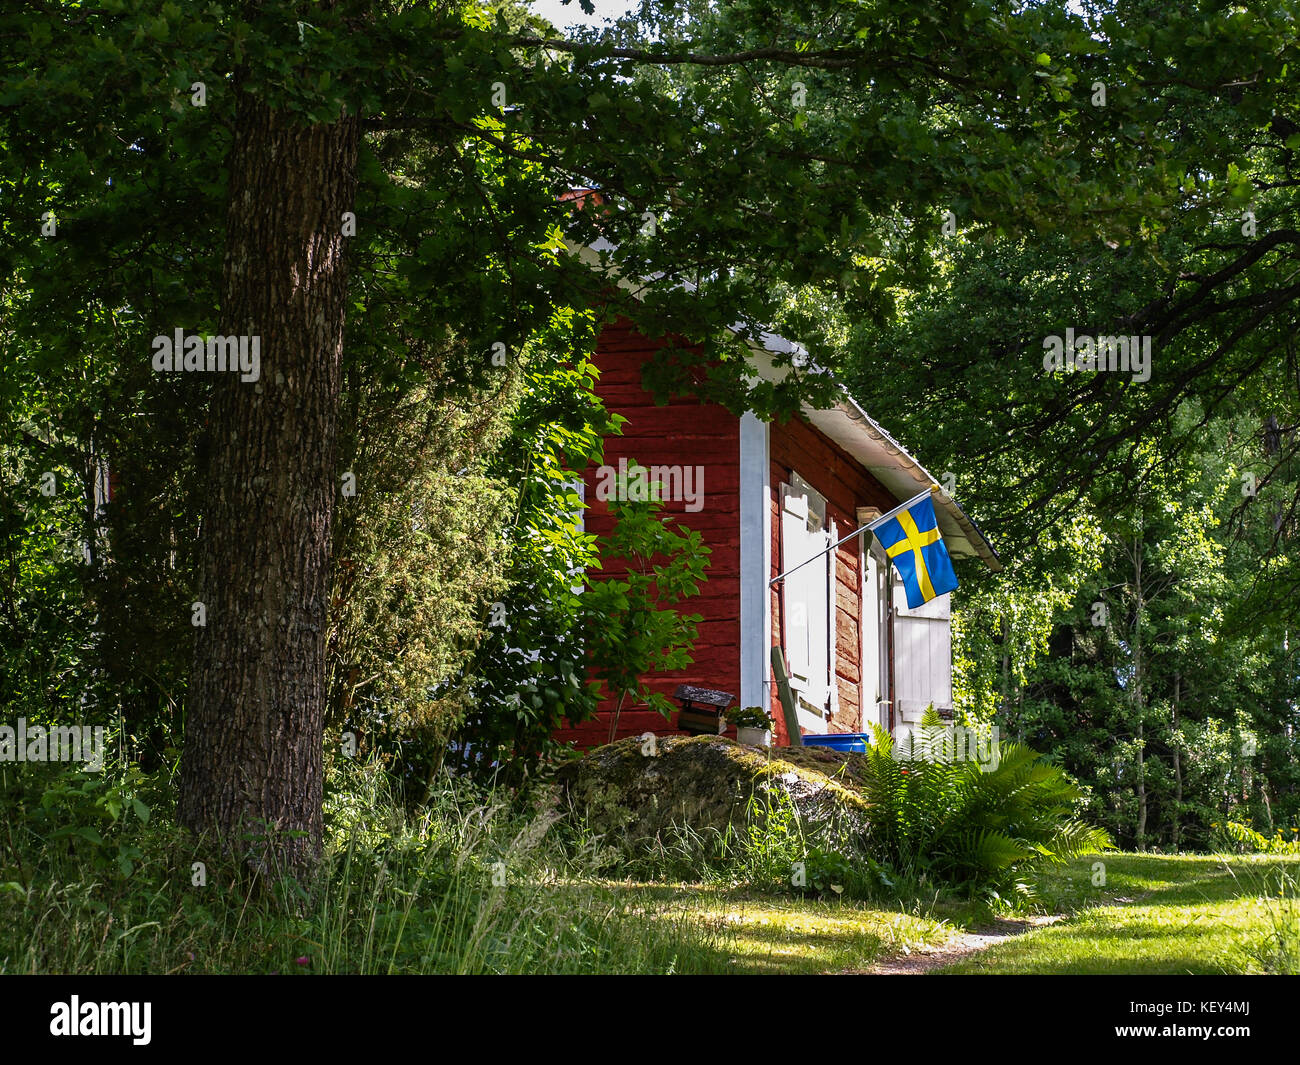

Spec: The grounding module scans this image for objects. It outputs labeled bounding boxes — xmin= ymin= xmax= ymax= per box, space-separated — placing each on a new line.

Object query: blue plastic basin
xmin=801 ymin=733 xmax=870 ymax=753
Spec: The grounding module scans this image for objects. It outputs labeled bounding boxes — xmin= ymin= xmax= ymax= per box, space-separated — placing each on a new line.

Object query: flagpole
xmin=770 ymin=523 xmax=874 ymax=586
xmin=863 ymin=486 xmax=940 ymax=531
xmin=768 ymin=485 xmax=944 ymax=587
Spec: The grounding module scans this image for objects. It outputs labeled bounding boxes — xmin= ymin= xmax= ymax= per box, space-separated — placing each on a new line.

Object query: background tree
xmin=325 ymin=331 xmax=515 ymax=795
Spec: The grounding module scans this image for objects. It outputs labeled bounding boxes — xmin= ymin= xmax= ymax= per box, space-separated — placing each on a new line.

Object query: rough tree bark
xmin=177 ymin=84 xmax=359 ymax=875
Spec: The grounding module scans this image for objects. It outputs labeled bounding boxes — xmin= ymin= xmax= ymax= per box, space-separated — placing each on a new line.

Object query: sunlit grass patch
xmin=706 ymin=898 xmax=949 ymax=974
xmin=610 ymin=881 xmax=965 ymax=974
xmin=938 ymin=853 xmax=1300 ymax=975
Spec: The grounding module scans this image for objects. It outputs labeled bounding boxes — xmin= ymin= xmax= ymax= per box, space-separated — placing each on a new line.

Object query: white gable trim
xmin=738 ymin=411 xmax=770 ymax=718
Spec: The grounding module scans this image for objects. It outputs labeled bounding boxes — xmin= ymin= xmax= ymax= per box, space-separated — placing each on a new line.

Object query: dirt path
xmin=850 ymin=914 xmax=1063 ymax=974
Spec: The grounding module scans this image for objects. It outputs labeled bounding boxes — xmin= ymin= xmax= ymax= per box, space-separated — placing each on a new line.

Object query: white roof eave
xmin=565 ymin=239 xmax=1002 ymax=571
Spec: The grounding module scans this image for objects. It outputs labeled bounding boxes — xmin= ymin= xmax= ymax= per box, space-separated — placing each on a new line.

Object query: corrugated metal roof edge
xmin=832 ymin=392 xmax=1002 ymax=572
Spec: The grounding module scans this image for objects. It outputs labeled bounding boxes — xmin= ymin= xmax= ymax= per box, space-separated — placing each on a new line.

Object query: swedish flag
xmin=869 ymin=490 xmax=958 ymax=609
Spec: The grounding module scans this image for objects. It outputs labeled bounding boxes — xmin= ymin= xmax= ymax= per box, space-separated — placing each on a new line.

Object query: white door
xmin=892 ymin=583 xmax=953 ymax=723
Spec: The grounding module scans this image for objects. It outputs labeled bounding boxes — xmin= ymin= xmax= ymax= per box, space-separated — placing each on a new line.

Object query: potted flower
xmin=729 ymin=706 xmax=773 ymax=747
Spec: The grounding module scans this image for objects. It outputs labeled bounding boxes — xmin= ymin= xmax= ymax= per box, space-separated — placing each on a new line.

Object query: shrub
xmin=328 ymin=356 xmax=516 ymax=796
xmin=855 ymin=723 xmax=1113 ymax=899
xmin=1215 ymin=820 xmax=1300 ymax=855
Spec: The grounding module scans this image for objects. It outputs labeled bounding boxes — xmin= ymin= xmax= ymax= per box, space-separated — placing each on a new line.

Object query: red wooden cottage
xmin=555 ymin=240 xmax=1001 ymax=750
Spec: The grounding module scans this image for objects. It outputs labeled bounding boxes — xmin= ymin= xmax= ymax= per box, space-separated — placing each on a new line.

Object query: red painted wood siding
xmin=768 ymin=416 xmax=896 ymax=745
xmin=554 ymin=316 xmax=905 ymax=751
xmin=553 ymin=316 xmax=742 ymax=749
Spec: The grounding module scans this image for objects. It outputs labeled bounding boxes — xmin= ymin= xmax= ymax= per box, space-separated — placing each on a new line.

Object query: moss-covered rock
xmin=555 ymin=735 xmax=871 ymax=845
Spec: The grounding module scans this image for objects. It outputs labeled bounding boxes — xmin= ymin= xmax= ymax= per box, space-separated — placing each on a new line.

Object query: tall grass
xmin=1224 ymin=861 xmax=1300 ymax=975
xmin=0 ymin=759 xmax=734 ymax=974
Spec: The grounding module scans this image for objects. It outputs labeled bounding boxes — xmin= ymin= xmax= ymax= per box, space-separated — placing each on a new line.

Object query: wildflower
xmin=295 ymin=956 xmax=310 ymax=966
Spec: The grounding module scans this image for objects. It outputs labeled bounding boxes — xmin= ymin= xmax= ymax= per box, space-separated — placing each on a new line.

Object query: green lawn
xmin=618 ymin=854 xmax=1300 ymax=975
xmin=618 ymin=881 xmax=970 ymax=974
xmin=936 ymin=853 xmax=1300 ymax=975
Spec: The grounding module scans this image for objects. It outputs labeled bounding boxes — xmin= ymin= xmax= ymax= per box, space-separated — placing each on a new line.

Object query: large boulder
xmin=555 ymin=735 xmax=872 ymax=845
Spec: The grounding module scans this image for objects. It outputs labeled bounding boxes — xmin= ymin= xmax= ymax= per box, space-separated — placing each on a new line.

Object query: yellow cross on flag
xmin=868 ymin=490 xmax=958 ymax=609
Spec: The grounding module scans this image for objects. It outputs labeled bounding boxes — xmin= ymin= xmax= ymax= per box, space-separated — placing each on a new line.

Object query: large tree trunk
xmin=178 ymin=87 xmax=359 ymax=875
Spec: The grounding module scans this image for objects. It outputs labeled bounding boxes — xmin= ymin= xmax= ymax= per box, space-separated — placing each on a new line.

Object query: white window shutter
xmin=780 ymin=485 xmax=812 ymax=686
xmin=780 ymin=477 xmax=830 ymax=732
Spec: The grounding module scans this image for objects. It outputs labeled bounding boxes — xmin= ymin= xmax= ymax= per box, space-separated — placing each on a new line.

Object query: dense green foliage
xmin=2 ymin=0 xmax=1300 ymax=977
xmin=847 ymin=232 xmax=1300 ymax=849
xmin=820 ymin=24 xmax=1300 ymax=850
